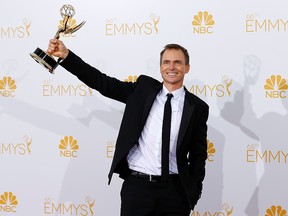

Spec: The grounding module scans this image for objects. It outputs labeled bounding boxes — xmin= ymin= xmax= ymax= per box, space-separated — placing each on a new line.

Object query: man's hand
xmin=47 ymin=39 xmax=69 ymax=59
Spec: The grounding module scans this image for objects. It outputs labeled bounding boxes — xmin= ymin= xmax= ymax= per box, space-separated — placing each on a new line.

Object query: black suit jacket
xmin=61 ymin=51 xmax=209 ymax=209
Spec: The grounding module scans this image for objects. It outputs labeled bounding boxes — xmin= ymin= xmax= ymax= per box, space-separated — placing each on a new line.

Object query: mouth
xmin=166 ymin=72 xmax=177 ymax=77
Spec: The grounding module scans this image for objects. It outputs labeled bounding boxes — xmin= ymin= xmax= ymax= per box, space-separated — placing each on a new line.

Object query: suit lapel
xmin=177 ymin=89 xmax=195 ymax=149
xmin=139 ymin=84 xmax=162 ymax=130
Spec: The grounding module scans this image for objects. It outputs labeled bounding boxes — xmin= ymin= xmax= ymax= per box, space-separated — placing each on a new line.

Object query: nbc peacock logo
xmin=192 ymin=11 xmax=215 ymax=34
xmin=207 ymin=139 xmax=216 ymax=162
xmin=0 ymin=76 xmax=17 ymax=97
xmin=264 ymin=75 xmax=288 ymax=98
xmin=265 ymin=205 xmax=287 ymax=216
xmin=124 ymin=75 xmax=138 ymax=83
xmin=59 ymin=136 xmax=79 ymax=158
xmin=0 ymin=192 xmax=18 ymax=213
xmin=58 ymin=18 xmax=77 ymax=38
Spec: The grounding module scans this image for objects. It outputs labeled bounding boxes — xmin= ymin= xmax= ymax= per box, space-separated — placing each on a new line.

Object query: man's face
xmin=160 ymin=48 xmax=190 ymax=91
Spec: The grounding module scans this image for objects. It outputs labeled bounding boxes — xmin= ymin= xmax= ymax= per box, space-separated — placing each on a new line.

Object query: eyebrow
xmin=162 ymin=59 xmax=183 ymax=64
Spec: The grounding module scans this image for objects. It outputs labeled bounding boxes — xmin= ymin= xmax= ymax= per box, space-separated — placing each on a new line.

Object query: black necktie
xmin=162 ymin=93 xmax=173 ymax=181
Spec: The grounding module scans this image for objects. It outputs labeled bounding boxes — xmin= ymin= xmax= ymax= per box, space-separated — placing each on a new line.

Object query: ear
xmin=185 ymin=64 xmax=190 ymax=74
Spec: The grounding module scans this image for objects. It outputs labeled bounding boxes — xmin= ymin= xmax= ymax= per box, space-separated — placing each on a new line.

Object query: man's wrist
xmin=62 ymin=49 xmax=69 ymax=59
xmin=58 ymin=49 xmax=70 ymax=64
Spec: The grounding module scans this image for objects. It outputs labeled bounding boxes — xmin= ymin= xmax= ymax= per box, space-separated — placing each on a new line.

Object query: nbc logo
xmin=207 ymin=139 xmax=216 ymax=162
xmin=59 ymin=136 xmax=79 ymax=158
xmin=0 ymin=192 xmax=18 ymax=213
xmin=0 ymin=76 xmax=16 ymax=97
xmin=265 ymin=205 xmax=287 ymax=216
xmin=264 ymin=75 xmax=288 ymax=98
xmin=124 ymin=75 xmax=138 ymax=83
xmin=192 ymin=11 xmax=215 ymax=34
xmin=58 ymin=18 xmax=77 ymax=38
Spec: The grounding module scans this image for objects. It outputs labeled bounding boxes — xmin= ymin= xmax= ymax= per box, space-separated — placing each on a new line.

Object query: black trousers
xmin=120 ymin=175 xmax=190 ymax=216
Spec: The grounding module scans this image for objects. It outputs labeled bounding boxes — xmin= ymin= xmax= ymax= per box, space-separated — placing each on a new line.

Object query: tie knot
xmin=166 ymin=93 xmax=173 ymax=101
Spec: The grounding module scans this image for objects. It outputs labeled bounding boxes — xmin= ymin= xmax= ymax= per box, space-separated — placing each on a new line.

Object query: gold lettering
xmin=280 ymin=91 xmax=286 ymax=98
xmin=1 ymin=28 xmax=10 ymax=37
xmin=51 ymin=203 xmax=61 ymax=214
xmin=125 ymin=23 xmax=136 ymax=34
xmin=106 ymin=23 xmax=113 ymax=36
xmin=268 ymin=151 xmax=280 ymax=163
xmin=61 ymin=85 xmax=71 ymax=96
xmin=256 ymin=150 xmax=267 ymax=162
xmin=207 ymin=26 xmax=213 ymax=34
xmin=196 ymin=85 xmax=207 ymax=96
xmin=190 ymin=85 xmax=195 ymax=94
xmin=107 ymin=146 xmax=115 ymax=158
xmin=144 ymin=22 xmax=153 ymax=35
xmin=81 ymin=204 xmax=89 ymax=215
xmin=268 ymin=19 xmax=280 ymax=31
xmin=265 ymin=91 xmax=273 ymax=98
xmin=207 ymin=154 xmax=214 ymax=162
xmin=255 ymin=20 xmax=267 ymax=32
xmin=1 ymin=144 xmax=11 ymax=154
xmin=136 ymin=23 xmax=144 ymax=34
xmin=280 ymin=19 xmax=288 ymax=31
xmin=114 ymin=24 xmax=124 ymax=35
xmin=207 ymin=85 xmax=216 ymax=97
xmin=62 ymin=204 xmax=73 ymax=214
xmin=9 ymin=90 xmax=16 ymax=97
xmin=10 ymin=27 xmax=18 ymax=38
xmin=51 ymin=85 xmax=60 ymax=96
xmin=74 ymin=204 xmax=81 ymax=215
xmin=43 ymin=84 xmax=50 ymax=96
xmin=79 ymin=85 xmax=87 ymax=96
xmin=193 ymin=27 xmax=201 ymax=34
xmin=17 ymin=26 xmax=25 ymax=38
xmin=190 ymin=211 xmax=201 ymax=216
xmin=18 ymin=143 xmax=26 ymax=155
xmin=44 ymin=202 xmax=52 ymax=214
xmin=246 ymin=19 xmax=254 ymax=32
xmin=281 ymin=151 xmax=288 ymax=163
xmin=246 ymin=150 xmax=255 ymax=162
xmin=216 ymin=85 xmax=225 ymax=97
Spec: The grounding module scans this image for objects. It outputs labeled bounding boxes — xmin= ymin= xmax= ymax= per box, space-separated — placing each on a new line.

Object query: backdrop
xmin=1 ymin=0 xmax=288 ymax=215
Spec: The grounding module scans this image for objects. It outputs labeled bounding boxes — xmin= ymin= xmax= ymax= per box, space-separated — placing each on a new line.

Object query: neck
xmin=163 ymin=82 xmax=183 ymax=92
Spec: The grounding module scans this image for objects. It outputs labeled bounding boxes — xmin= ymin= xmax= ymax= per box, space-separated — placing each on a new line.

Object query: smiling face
xmin=160 ymin=48 xmax=190 ymax=92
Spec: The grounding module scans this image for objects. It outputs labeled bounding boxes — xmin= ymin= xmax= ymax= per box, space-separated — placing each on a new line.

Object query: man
xmin=47 ymin=40 xmax=209 ymax=216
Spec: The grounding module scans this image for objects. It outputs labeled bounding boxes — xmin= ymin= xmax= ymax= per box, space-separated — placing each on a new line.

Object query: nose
xmin=168 ymin=62 xmax=175 ymax=70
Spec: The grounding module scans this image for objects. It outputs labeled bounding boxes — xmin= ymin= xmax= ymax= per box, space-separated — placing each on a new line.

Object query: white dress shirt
xmin=127 ymin=85 xmax=185 ymax=175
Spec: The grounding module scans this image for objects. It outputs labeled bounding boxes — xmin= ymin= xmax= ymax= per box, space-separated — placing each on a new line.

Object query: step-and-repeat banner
xmin=1 ymin=0 xmax=288 ymax=215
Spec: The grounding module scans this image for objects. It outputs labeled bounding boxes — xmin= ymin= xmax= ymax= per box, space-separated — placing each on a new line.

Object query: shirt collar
xmin=161 ymin=85 xmax=185 ymax=99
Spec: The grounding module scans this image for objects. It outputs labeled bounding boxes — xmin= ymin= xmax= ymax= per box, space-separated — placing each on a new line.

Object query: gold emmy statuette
xmin=30 ymin=5 xmax=85 ymax=74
